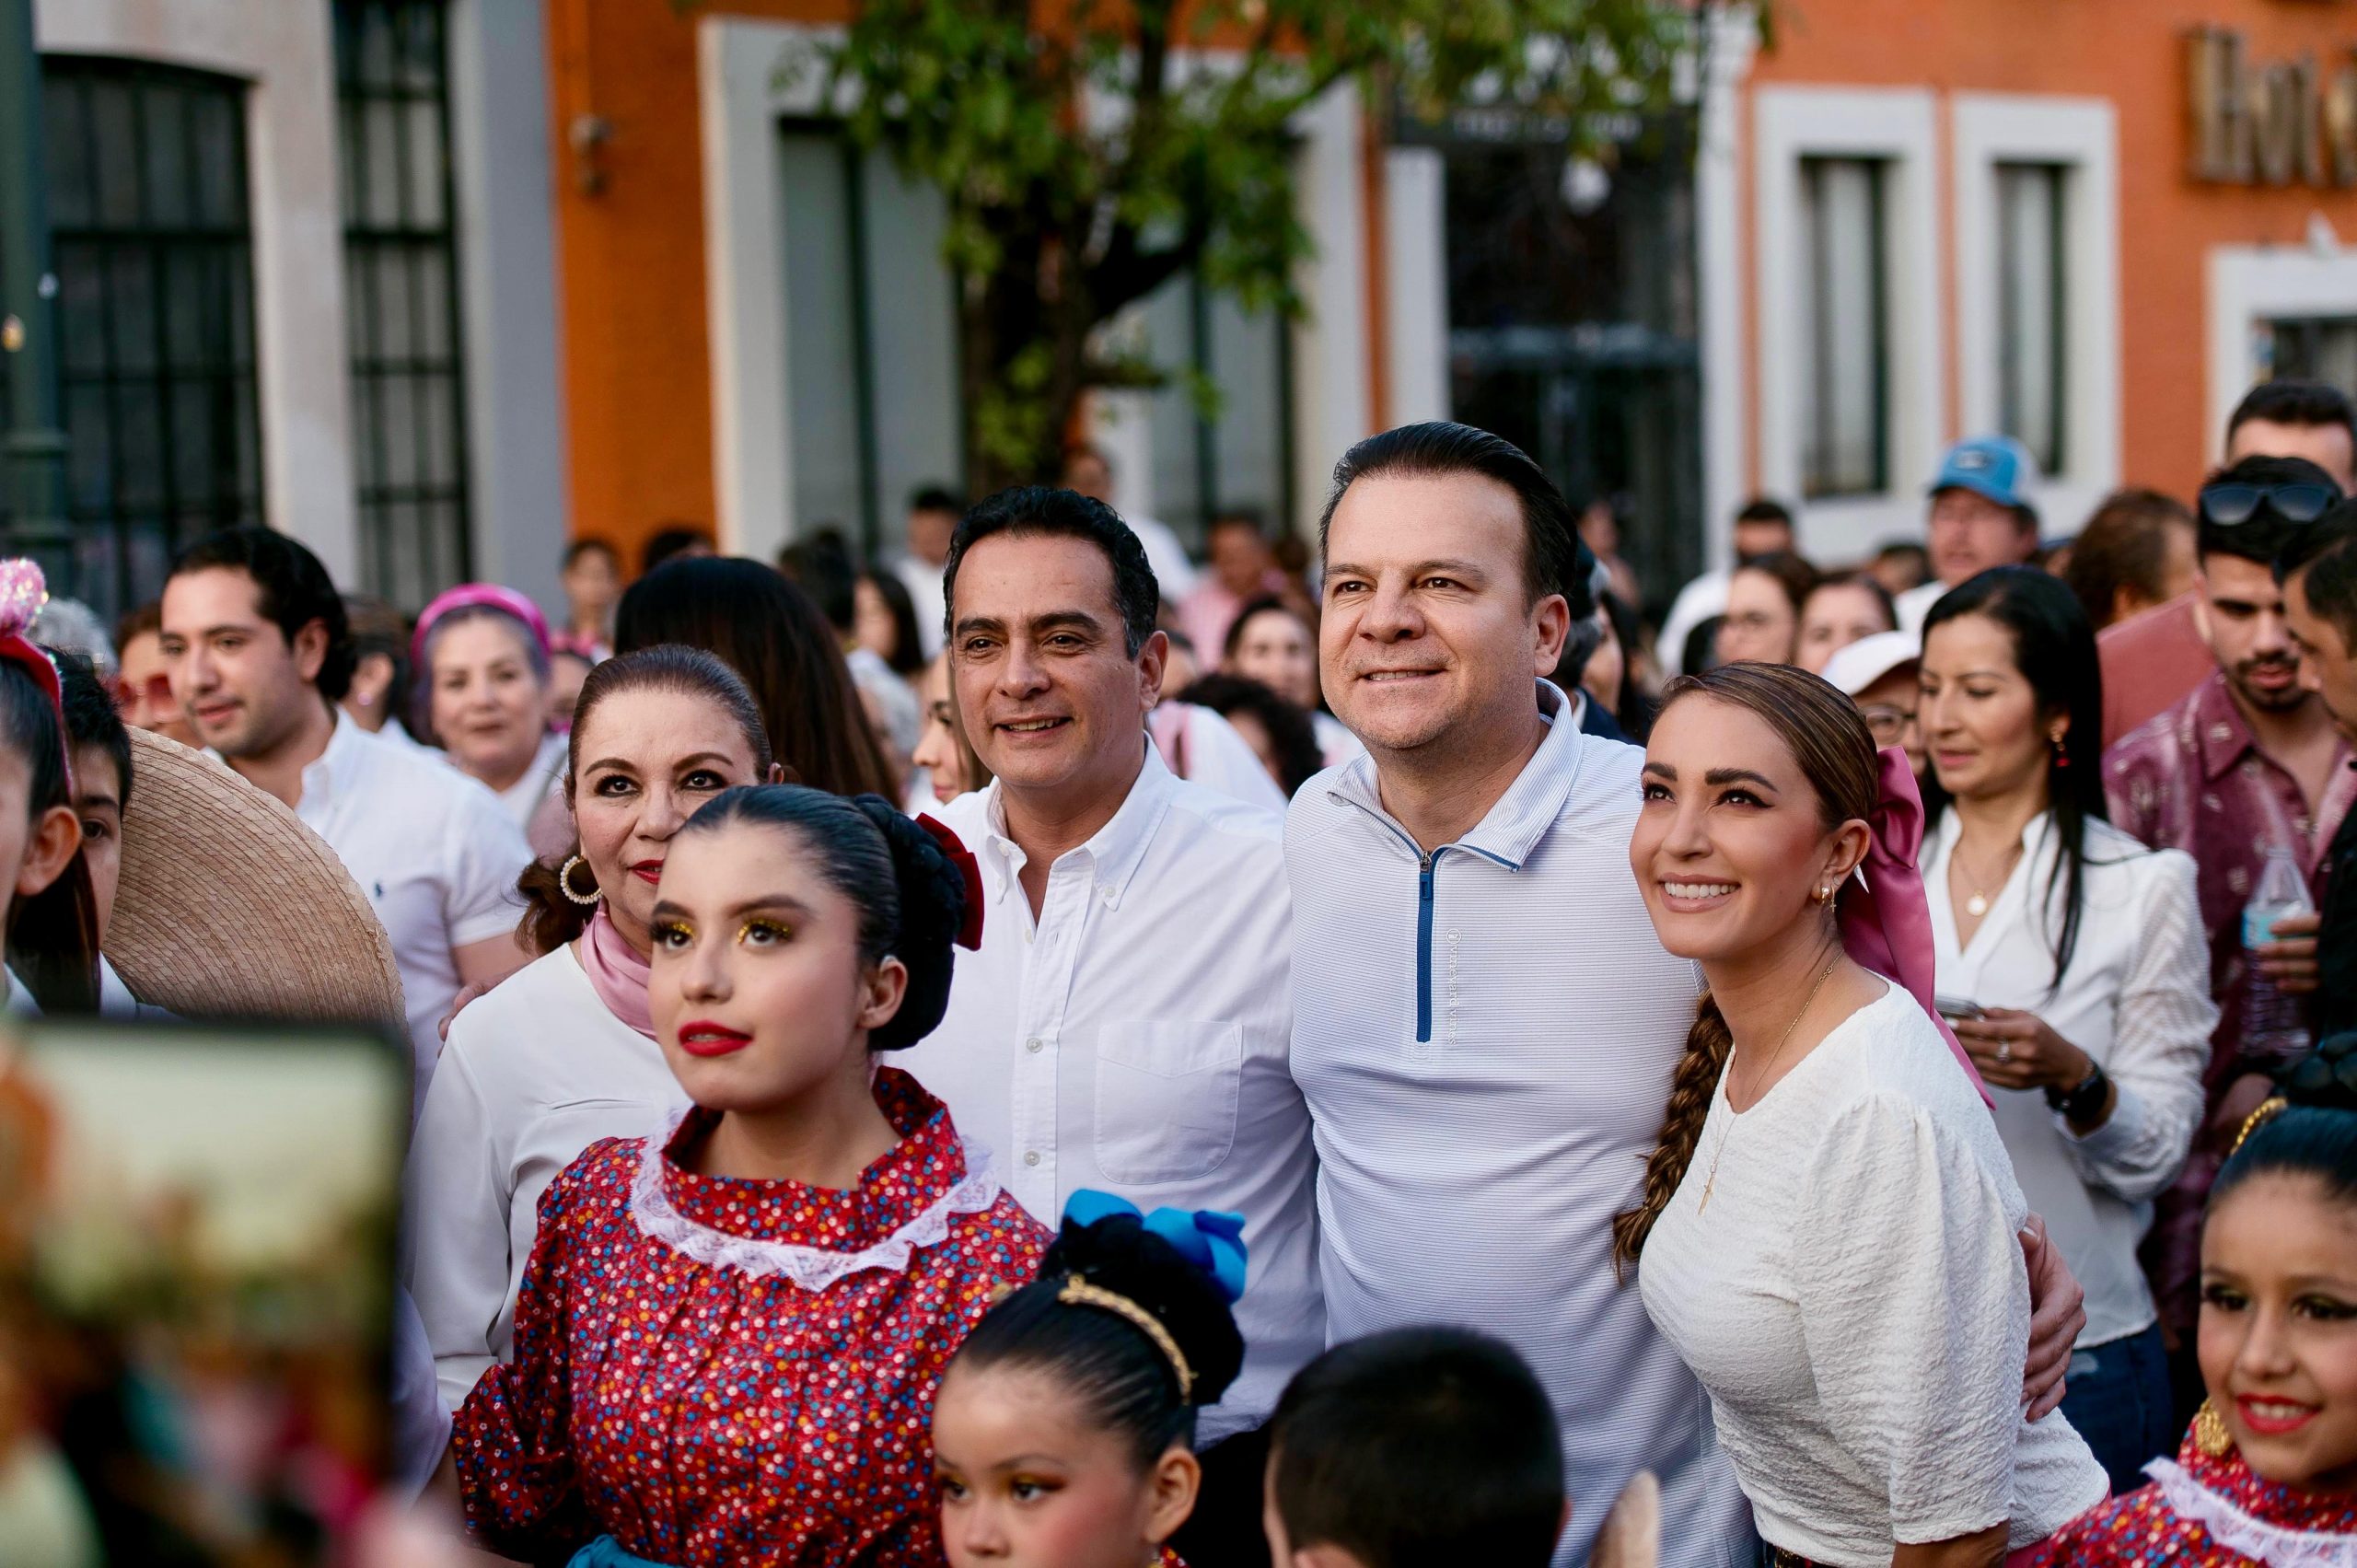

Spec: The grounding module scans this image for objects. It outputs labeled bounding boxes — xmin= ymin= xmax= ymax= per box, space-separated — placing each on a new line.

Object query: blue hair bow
xmin=1062 ymin=1189 xmax=1249 ymax=1306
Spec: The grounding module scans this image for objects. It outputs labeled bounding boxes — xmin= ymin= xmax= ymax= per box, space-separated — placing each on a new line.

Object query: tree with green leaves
xmin=800 ymin=1 xmax=1736 ymax=497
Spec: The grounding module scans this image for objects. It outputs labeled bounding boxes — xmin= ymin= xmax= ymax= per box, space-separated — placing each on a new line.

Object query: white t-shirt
xmin=1311 ymin=710 xmax=1364 ymax=769
xmin=1150 ymin=703 xmax=1287 ymax=811
xmin=489 ymin=731 xmax=569 ymax=830
xmin=287 ymin=710 xmax=532 ymax=1106
xmin=894 ymin=554 xmax=947 ymax=660
xmin=1898 ymin=578 xmax=1950 ymax=635
xmin=402 ymin=941 xmax=684 ymax=1409
xmin=1640 ymin=985 xmax=2107 ymax=1565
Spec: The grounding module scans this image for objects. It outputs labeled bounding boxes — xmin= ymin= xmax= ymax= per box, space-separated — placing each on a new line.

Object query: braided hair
xmin=1609 ymin=663 xmax=1878 ymax=1277
xmin=670 ymin=784 xmax=966 ymax=1051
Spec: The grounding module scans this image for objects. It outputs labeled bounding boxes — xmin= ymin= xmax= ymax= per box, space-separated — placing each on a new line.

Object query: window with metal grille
xmin=21 ymin=58 xmax=262 ymax=617
xmin=1997 ymin=161 xmax=2068 ymax=476
xmin=2269 ymin=317 xmax=2357 ymax=401
xmin=1797 ymin=157 xmax=1890 ymax=499
xmin=335 ymin=0 xmax=470 ymax=609
xmin=776 ymin=126 xmax=964 ymax=560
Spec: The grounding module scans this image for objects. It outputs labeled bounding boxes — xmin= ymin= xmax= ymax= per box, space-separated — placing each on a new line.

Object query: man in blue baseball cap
xmin=1897 ymin=434 xmax=2042 ymax=632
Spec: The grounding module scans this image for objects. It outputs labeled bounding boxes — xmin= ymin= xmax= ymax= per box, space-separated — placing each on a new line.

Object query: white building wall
xmin=448 ymin=0 xmax=570 ymax=616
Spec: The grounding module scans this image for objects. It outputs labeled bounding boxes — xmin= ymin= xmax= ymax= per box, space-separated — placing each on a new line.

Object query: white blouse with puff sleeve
xmin=400 ymin=941 xmax=684 ymax=1410
xmin=1640 ymin=984 xmax=2107 ymax=1566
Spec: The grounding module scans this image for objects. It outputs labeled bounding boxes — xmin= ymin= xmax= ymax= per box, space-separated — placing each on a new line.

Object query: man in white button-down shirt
xmin=899 ymin=485 xmax=1317 ymax=1565
xmin=1287 ymin=424 xmax=2084 ymax=1568
xmin=160 ymin=528 xmax=532 ymax=1109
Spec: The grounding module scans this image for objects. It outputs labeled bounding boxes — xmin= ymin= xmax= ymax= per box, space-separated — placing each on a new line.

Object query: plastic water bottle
xmin=2242 ymin=844 xmax=2315 ymax=1063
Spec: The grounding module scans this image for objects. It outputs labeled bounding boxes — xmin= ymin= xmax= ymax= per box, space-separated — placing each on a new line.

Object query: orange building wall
xmin=545 ymin=0 xmax=852 ymax=569
xmin=1747 ymin=0 xmax=2357 ymax=505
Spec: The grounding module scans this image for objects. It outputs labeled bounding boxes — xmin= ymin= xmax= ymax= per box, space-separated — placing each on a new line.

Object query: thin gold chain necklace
xmin=1698 ymin=951 xmax=1840 ymax=1214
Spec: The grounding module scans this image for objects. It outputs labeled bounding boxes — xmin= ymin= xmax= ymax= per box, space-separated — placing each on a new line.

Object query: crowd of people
xmin=0 ymin=382 xmax=2352 ymax=1568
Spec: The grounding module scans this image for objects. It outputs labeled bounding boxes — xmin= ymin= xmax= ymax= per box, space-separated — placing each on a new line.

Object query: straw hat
xmin=104 ymin=728 xmax=405 ymax=1028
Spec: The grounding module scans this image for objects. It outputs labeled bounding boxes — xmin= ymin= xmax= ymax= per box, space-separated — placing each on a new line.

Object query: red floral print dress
xmin=2038 ymin=1431 xmax=2357 ymax=1567
xmin=454 ymin=1067 xmax=1048 ymax=1566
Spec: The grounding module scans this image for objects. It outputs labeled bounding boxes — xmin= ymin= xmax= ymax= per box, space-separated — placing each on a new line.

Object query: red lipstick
xmin=630 ymin=859 xmax=664 ymax=887
xmin=2235 ymin=1396 xmax=2318 ymax=1436
xmin=675 ymin=1020 xmax=752 ymax=1058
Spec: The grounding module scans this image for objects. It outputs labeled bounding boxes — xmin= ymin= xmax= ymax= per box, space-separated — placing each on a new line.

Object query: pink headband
xmin=0 ymin=562 xmax=69 ymax=767
xmin=412 ymin=584 xmax=552 ymax=670
xmin=1840 ymin=747 xmax=1994 ymax=1109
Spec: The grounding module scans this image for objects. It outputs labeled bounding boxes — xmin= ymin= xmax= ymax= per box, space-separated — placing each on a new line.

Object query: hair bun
xmin=1047 ymin=1196 xmax=1247 ymax=1409
xmin=852 ymin=796 xmax=964 ymax=1051
xmin=2282 ymin=1031 xmax=2357 ymax=1111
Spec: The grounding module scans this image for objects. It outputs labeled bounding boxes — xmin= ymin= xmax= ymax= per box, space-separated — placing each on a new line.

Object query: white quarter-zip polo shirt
xmin=902 ymin=744 xmax=1318 ymax=1444
xmin=1286 ymin=679 xmax=1750 ymax=1568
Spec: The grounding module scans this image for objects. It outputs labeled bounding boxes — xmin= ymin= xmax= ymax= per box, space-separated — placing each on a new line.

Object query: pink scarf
xmin=1840 ymin=748 xmax=1994 ymax=1108
xmin=579 ymin=905 xmax=655 ymax=1040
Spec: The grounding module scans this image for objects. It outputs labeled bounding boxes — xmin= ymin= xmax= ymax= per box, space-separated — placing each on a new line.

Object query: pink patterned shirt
xmin=2101 ymin=670 xmax=2355 ymax=1335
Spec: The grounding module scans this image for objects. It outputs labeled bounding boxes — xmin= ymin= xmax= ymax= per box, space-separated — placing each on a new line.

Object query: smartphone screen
xmin=0 ymin=1016 xmax=407 ymax=1563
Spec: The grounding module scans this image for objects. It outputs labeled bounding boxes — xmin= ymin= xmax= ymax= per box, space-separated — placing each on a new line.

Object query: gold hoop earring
xmin=559 ymin=854 xmax=602 ymax=907
xmin=1816 ymin=884 xmax=1834 ymax=906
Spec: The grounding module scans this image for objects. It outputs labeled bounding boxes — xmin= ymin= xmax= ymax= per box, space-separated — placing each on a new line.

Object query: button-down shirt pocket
xmin=1093 ymin=1020 xmax=1245 ymax=1184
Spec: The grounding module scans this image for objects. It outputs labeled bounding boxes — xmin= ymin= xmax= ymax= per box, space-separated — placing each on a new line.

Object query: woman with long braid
xmin=1616 ymin=662 xmax=2105 ymax=1567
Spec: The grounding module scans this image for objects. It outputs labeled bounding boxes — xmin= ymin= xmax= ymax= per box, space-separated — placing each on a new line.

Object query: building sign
xmin=2188 ymin=26 xmax=2357 ymax=186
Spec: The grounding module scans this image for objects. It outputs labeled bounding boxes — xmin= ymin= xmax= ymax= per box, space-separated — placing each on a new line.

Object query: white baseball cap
xmin=1819 ymin=630 xmax=1922 ymax=697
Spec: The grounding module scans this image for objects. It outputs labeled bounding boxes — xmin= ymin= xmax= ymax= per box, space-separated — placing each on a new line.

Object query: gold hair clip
xmin=2230 ymin=1097 xmax=2290 ymax=1157
xmin=1058 ymin=1276 xmax=1194 ymax=1400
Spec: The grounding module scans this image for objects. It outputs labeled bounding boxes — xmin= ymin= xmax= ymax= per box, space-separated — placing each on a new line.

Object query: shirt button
xmin=1023 ymin=1151 xmax=1041 ymax=1167
xmin=1025 ymin=1037 xmax=1043 ymax=1053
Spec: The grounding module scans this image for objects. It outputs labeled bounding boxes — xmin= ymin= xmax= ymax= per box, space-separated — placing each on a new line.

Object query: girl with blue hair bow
xmin=932 ymin=1191 xmax=1248 ymax=1568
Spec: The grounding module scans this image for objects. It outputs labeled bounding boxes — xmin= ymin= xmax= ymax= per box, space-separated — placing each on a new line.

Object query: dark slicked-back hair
xmin=168 ymin=526 xmax=355 ymax=701
xmin=2277 ymin=499 xmax=2357 ymax=652
xmin=1271 ymin=1327 xmax=1564 ymax=1568
xmin=2229 ymin=378 xmax=2356 ymax=447
xmin=1318 ymin=422 xmax=1578 ymax=608
xmin=944 ymin=487 xmax=1160 ymax=656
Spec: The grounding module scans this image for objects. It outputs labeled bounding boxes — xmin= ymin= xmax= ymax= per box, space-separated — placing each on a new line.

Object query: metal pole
xmin=0 ymin=0 xmax=71 ymax=577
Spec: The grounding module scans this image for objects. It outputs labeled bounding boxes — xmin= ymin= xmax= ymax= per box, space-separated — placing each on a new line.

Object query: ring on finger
xmin=1997 ymin=1040 xmax=2013 ymax=1063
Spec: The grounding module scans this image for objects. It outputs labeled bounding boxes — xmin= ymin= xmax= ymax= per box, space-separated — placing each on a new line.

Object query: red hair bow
xmin=916 ymin=814 xmax=986 ymax=951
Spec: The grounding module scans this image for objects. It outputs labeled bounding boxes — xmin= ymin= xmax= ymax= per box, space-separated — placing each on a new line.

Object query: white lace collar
xmin=625 ymin=1111 xmax=1003 ymax=1294
xmin=2146 ymin=1458 xmax=2357 ymax=1568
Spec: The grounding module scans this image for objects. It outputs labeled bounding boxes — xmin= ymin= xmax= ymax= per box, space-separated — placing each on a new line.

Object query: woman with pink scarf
xmin=401 ymin=645 xmax=781 ymax=1410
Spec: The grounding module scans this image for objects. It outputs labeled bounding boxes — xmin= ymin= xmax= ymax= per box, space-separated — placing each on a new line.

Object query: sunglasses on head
xmin=2200 ymin=482 xmax=2339 ymax=527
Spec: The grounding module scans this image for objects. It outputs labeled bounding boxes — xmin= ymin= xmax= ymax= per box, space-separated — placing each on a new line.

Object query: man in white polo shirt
xmin=1287 ymin=423 xmax=2084 ymax=1567
xmin=900 ymin=485 xmax=1313 ymax=1565
xmin=161 ymin=528 xmax=531 ymax=1109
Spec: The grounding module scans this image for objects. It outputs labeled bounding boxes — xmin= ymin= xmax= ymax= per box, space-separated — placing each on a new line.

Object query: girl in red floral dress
xmin=453 ymin=784 xmax=1049 ymax=1566
xmin=931 ymin=1191 xmax=1247 ymax=1568
xmin=2042 ymin=1033 xmax=2357 ymax=1567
